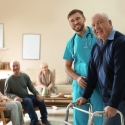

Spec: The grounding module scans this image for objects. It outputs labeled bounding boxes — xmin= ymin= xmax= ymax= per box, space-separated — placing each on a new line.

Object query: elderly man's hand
xmin=14 ymin=96 xmax=23 ymax=102
xmin=76 ymin=97 xmax=87 ymax=106
xmin=36 ymin=94 xmax=43 ymax=102
xmin=104 ymin=106 xmax=117 ymax=117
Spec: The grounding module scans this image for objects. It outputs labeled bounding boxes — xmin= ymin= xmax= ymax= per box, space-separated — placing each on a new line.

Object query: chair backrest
xmin=0 ymin=79 xmax=6 ymax=94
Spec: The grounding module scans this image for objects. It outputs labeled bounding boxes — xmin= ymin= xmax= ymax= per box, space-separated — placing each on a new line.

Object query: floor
xmin=0 ymin=107 xmax=73 ymax=125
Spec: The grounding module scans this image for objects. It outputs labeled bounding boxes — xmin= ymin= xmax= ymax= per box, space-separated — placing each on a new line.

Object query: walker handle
xmin=64 ymin=101 xmax=91 ymax=125
xmin=91 ymin=110 xmax=124 ymax=125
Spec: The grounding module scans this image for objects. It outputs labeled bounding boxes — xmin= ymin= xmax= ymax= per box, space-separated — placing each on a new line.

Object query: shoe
xmin=36 ymin=122 xmax=44 ymax=125
xmin=42 ymin=120 xmax=51 ymax=125
xmin=30 ymin=121 xmax=43 ymax=125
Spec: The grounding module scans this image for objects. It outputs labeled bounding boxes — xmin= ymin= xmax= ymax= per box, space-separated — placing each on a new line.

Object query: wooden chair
xmin=0 ymin=107 xmax=11 ymax=125
xmin=0 ymin=79 xmax=11 ymax=125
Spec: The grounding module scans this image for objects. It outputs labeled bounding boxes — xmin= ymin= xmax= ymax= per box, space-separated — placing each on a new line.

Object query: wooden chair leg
xmin=0 ymin=111 xmax=6 ymax=125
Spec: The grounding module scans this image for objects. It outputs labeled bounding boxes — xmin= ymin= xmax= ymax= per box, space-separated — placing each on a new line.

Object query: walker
xmin=63 ymin=102 xmax=124 ymax=125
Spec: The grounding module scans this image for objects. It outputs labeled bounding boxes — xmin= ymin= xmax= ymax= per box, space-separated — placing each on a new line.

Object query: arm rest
xmin=0 ymin=107 xmax=6 ymax=111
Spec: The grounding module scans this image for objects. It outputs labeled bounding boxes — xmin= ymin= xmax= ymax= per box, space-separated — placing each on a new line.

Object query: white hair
xmin=40 ymin=62 xmax=48 ymax=68
xmin=92 ymin=13 xmax=110 ymax=21
xmin=10 ymin=60 xmax=20 ymax=68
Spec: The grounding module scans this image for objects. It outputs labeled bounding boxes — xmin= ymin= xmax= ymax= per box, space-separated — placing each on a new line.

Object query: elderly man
xmin=77 ymin=13 xmax=125 ymax=125
xmin=4 ymin=60 xmax=51 ymax=125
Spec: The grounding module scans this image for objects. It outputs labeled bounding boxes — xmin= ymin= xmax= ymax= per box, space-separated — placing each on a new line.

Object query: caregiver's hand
xmin=76 ymin=76 xmax=87 ymax=88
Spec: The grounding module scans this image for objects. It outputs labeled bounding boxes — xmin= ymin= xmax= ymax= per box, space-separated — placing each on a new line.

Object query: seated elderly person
xmin=4 ymin=60 xmax=51 ymax=125
xmin=0 ymin=92 xmax=24 ymax=125
xmin=36 ymin=63 xmax=56 ymax=95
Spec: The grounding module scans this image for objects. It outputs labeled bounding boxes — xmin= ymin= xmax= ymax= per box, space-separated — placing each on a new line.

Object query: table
xmin=43 ymin=96 xmax=72 ymax=107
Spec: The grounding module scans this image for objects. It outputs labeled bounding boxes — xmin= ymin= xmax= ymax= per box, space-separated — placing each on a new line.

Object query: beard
xmin=73 ymin=23 xmax=85 ymax=32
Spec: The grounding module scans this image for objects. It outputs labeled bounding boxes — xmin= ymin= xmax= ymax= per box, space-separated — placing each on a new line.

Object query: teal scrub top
xmin=63 ymin=27 xmax=97 ymax=85
xmin=63 ymin=27 xmax=104 ymax=125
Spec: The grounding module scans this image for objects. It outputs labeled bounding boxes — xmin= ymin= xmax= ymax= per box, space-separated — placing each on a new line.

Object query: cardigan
xmin=36 ymin=69 xmax=54 ymax=90
xmin=82 ymin=29 xmax=125 ymax=109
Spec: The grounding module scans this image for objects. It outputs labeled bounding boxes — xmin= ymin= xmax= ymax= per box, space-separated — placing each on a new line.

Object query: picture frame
xmin=22 ymin=34 xmax=41 ymax=60
xmin=0 ymin=24 xmax=4 ymax=48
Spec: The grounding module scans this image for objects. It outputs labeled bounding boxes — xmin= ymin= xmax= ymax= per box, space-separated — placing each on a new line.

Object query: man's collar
xmin=96 ymin=29 xmax=115 ymax=47
xmin=107 ymin=29 xmax=115 ymax=40
xmin=12 ymin=72 xmax=20 ymax=77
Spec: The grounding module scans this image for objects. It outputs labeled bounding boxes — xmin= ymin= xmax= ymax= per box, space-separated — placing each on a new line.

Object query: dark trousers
xmin=22 ymin=95 xmax=47 ymax=124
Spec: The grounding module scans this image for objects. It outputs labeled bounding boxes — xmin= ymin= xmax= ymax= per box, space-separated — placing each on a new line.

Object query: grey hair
xmin=101 ymin=13 xmax=110 ymax=20
xmin=10 ymin=60 xmax=20 ymax=68
xmin=40 ymin=62 xmax=48 ymax=68
xmin=92 ymin=13 xmax=110 ymax=20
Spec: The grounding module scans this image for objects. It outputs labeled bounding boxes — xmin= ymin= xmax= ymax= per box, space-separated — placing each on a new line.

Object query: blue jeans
xmin=103 ymin=101 xmax=125 ymax=125
xmin=22 ymin=95 xmax=48 ymax=124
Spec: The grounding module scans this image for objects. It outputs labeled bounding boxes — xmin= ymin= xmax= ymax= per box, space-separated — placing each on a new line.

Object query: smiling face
xmin=91 ymin=13 xmax=113 ymax=43
xmin=40 ymin=63 xmax=48 ymax=74
xmin=41 ymin=65 xmax=48 ymax=73
xmin=10 ymin=61 xmax=20 ymax=76
xmin=68 ymin=12 xmax=86 ymax=32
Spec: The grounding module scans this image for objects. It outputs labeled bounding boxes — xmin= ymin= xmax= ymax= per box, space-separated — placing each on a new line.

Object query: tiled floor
xmin=0 ymin=107 xmax=73 ymax=125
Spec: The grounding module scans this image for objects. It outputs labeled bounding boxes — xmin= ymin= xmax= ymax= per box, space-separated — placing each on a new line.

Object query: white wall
xmin=0 ymin=0 xmax=124 ymax=72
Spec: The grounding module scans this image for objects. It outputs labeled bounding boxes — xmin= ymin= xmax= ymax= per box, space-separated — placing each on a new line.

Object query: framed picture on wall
xmin=22 ymin=34 xmax=41 ymax=60
xmin=0 ymin=24 xmax=4 ymax=48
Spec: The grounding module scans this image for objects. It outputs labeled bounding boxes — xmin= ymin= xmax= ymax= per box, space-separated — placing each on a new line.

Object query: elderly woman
xmin=36 ymin=63 xmax=56 ymax=95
